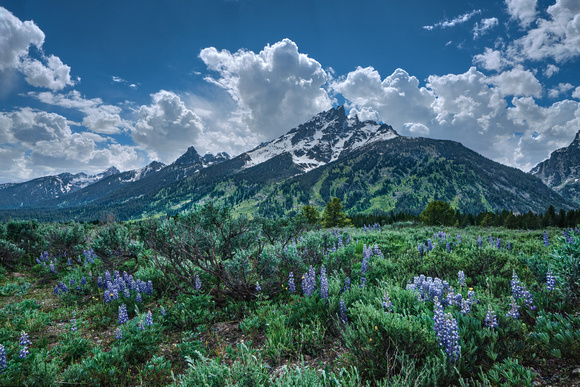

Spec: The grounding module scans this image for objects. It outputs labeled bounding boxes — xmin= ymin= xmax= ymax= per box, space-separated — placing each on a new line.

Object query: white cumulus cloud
xmin=505 ymin=0 xmax=538 ymax=27
xmin=473 ymin=17 xmax=499 ymax=38
xmin=132 ymin=90 xmax=204 ymax=163
xmin=199 ymin=38 xmax=333 ymax=139
xmin=423 ymin=9 xmax=482 ymax=30
xmin=0 ymin=7 xmax=74 ymax=91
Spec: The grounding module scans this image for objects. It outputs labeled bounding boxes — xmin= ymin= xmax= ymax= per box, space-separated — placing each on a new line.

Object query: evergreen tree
xmin=322 ymin=198 xmax=351 ymax=228
xmin=420 ymin=201 xmax=455 ymax=226
xmin=302 ymin=205 xmax=320 ymax=225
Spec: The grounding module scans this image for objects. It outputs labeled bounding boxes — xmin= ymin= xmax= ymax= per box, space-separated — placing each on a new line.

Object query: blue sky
xmin=1 ymin=0 xmax=579 ymax=183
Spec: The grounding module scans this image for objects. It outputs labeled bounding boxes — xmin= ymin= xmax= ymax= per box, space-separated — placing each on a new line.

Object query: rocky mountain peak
xmin=174 ymin=146 xmax=202 ymax=165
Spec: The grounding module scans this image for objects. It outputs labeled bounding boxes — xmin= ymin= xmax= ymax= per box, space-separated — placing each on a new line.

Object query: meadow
xmin=0 ymin=203 xmax=579 ymax=386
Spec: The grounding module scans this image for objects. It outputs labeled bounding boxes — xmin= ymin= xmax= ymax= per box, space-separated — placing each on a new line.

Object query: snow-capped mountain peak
xmin=243 ymin=106 xmax=398 ymax=171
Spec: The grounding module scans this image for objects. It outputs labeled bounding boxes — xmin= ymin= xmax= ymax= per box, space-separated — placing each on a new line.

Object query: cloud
xmin=331 ymin=66 xmax=436 ymax=132
xmin=132 ymin=90 xmax=204 ymax=163
xmin=0 ymin=7 xmax=74 ymax=91
xmin=473 ymin=17 xmax=499 ymax=38
xmin=548 ymin=82 xmax=574 ymax=98
xmin=423 ymin=9 xmax=481 ymax=30
xmin=0 ymin=108 xmax=143 ymax=182
xmin=473 ymin=48 xmax=512 ymax=71
xmin=544 ymin=64 xmax=559 ymax=77
xmin=573 ymin=86 xmax=580 ymax=99
xmin=335 ymin=64 xmax=580 ymax=171
xmin=489 ymin=65 xmax=542 ymax=98
xmin=505 ymin=0 xmax=538 ymax=28
xmin=199 ymin=39 xmax=333 ymax=139
xmin=30 ymin=90 xmax=128 ymax=134
xmin=506 ymin=0 xmax=580 ymax=63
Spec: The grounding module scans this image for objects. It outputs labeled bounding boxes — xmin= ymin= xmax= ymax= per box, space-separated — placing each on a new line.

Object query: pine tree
xmin=322 ymin=198 xmax=351 ymax=228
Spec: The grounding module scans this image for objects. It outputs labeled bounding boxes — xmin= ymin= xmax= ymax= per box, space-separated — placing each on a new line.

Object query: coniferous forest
xmin=0 ymin=200 xmax=579 ymax=386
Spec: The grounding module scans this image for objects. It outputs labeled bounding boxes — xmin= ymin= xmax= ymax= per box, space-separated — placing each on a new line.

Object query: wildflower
xmin=543 ymin=231 xmax=549 ymax=246
xmin=507 ymin=242 xmax=512 ymax=251
xmin=477 ymin=236 xmax=482 ymax=247
xmin=195 ymin=275 xmax=202 ymax=290
xmin=19 ymin=331 xmax=31 ymax=359
xmin=460 ymin=299 xmax=471 ymax=314
xmin=458 ymin=271 xmax=466 ymax=287
xmin=320 ymin=266 xmax=328 ymax=300
xmin=510 ymin=271 xmax=524 ymax=299
xmin=80 ymin=277 xmax=87 ymax=286
xmin=0 ymin=344 xmax=6 ymax=373
xmin=339 ymin=299 xmax=348 ymax=324
xmin=506 ymin=296 xmax=520 ymax=319
xmin=342 ymin=277 xmax=351 ymax=293
xmin=138 ymin=319 xmax=145 ymax=331
xmin=418 ymin=243 xmax=423 ymax=255
xmin=124 ymin=288 xmax=131 ymax=298
xmin=104 ymin=270 xmax=112 ymax=283
xmin=145 ymin=310 xmax=153 ymax=326
xmin=457 ymin=234 xmax=462 ymax=244
xmin=97 ymin=276 xmax=104 ymax=288
xmin=432 ymin=298 xmax=460 ymax=362
xmin=446 ymin=242 xmax=451 ymax=253
xmin=302 ymin=266 xmax=316 ymax=297
xmin=104 ymin=290 xmax=111 ymax=303
xmin=49 ymin=263 xmax=57 ymax=274
xmin=288 ymin=272 xmax=296 ymax=293
xmin=69 ymin=278 xmax=75 ymax=286
xmin=70 ymin=312 xmax=77 ymax=332
xmin=427 ymin=239 xmax=434 ymax=251
xmin=146 ymin=280 xmax=153 ymax=296
xmin=118 ymin=304 xmax=129 ymax=325
xmin=546 ymin=269 xmax=556 ymax=291
xmin=115 ymin=327 xmax=122 ymax=339
xmin=59 ymin=282 xmax=68 ymax=293
xmin=382 ymin=293 xmax=392 ymax=313
xmin=54 ymin=285 xmax=60 ymax=295
xmin=496 ymin=238 xmax=501 ymax=249
xmin=136 ymin=293 xmax=142 ymax=303
xmin=484 ymin=305 xmax=498 ymax=328
xmin=160 ymin=306 xmax=166 ymax=316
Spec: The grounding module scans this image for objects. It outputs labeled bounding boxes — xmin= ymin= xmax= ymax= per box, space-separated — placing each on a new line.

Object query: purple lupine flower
xmin=115 ymin=327 xmax=122 ymax=339
xmin=67 ymin=257 xmax=72 ymax=266
xmin=374 ymin=244 xmax=382 ymax=256
xmin=138 ymin=319 xmax=145 ymax=331
xmin=19 ymin=331 xmax=31 ymax=359
xmin=360 ymin=276 xmax=367 ymax=288
xmin=546 ymin=269 xmax=556 ymax=291
xmin=433 ymin=298 xmax=461 ymax=362
xmin=446 ymin=242 xmax=451 ymax=253
xmin=59 ymin=282 xmax=68 ymax=293
xmin=457 ymin=234 xmax=462 ymax=244
xmin=145 ymin=310 xmax=153 ymax=326
xmin=0 ymin=344 xmax=6 ymax=373
xmin=146 ymin=280 xmax=153 ymax=296
xmin=522 ymin=289 xmax=537 ymax=310
xmin=195 ymin=275 xmax=202 ymax=291
xmin=70 ymin=312 xmax=77 ymax=332
xmin=507 ymin=242 xmax=512 ymax=251
xmin=427 ymin=239 xmax=434 ymax=251
xmin=136 ymin=293 xmax=142 ymax=303
xmin=460 ymin=299 xmax=471 ymax=314
xmin=123 ymin=271 xmax=129 ymax=283
xmin=543 ymin=231 xmax=550 ymax=247
xmin=104 ymin=270 xmax=112 ymax=283
xmin=320 ymin=266 xmax=328 ymax=299
xmin=80 ymin=277 xmax=87 ymax=286
xmin=496 ymin=238 xmax=501 ymax=249
xmin=342 ymin=277 xmax=351 ymax=293
xmin=339 ymin=299 xmax=348 ymax=324
xmin=506 ymin=296 xmax=520 ymax=319
xmin=288 ymin=272 xmax=295 ymax=293
xmin=123 ymin=288 xmax=131 ymax=298
xmin=104 ymin=289 xmax=111 ymax=303
xmin=54 ymin=285 xmax=60 ymax=295
xmin=489 ymin=236 xmax=494 ymax=246
xmin=302 ymin=266 xmax=316 ymax=297
xmin=49 ymin=263 xmax=57 ymax=274
xmin=97 ymin=276 xmax=104 ymax=288
xmin=511 ymin=271 xmax=524 ymax=299
xmin=118 ymin=304 xmax=128 ymax=324
xmin=458 ymin=271 xmax=466 ymax=287
xmin=477 ymin=236 xmax=482 ymax=247
xmin=382 ymin=293 xmax=392 ymax=313
xmin=160 ymin=306 xmax=166 ymax=316
xmin=255 ymin=282 xmax=261 ymax=292
xmin=484 ymin=305 xmax=498 ymax=328
xmin=69 ymin=278 xmax=75 ymax=286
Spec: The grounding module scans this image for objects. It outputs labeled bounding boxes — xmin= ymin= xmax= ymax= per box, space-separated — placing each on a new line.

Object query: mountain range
xmin=0 ymin=106 xmax=577 ymax=221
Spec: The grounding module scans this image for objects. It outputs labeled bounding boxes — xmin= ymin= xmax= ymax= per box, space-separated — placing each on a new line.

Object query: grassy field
xmin=0 ymin=213 xmax=579 ymax=386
